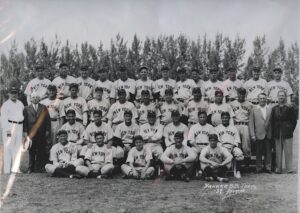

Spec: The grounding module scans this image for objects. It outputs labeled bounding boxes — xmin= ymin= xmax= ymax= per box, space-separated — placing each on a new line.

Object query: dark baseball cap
xmin=147 ymin=110 xmax=156 ymax=117
xmin=57 ymin=129 xmax=68 ymax=136
xmin=47 ymin=84 xmax=57 ymax=91
xmin=171 ymin=110 xmax=180 ymax=117
xmin=174 ymin=131 xmax=184 ymax=139
xmin=209 ymin=134 xmax=219 ymax=141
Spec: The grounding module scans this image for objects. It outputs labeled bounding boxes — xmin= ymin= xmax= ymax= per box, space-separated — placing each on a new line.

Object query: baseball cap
xmin=35 ymin=64 xmax=45 ymax=71
xmin=69 ymin=83 xmax=79 ymax=90
xmin=147 ymin=110 xmax=156 ymax=118
xmin=95 ymin=87 xmax=104 ymax=92
xmin=165 ymin=88 xmax=173 ymax=95
xmin=215 ymin=89 xmax=224 ymax=96
xmin=192 ymin=87 xmax=202 ymax=94
xmin=59 ymin=63 xmax=69 ymax=68
xmin=273 ymin=67 xmax=282 ymax=73
xmin=93 ymin=110 xmax=102 ymax=117
xmin=171 ymin=110 xmax=180 ymax=117
xmin=139 ymin=66 xmax=148 ymax=72
xmin=209 ymin=134 xmax=219 ymax=141
xmin=174 ymin=131 xmax=184 ymax=139
xmin=237 ymin=87 xmax=247 ymax=95
xmin=117 ymin=89 xmax=126 ymax=95
xmin=57 ymin=129 xmax=68 ymax=136
xmin=124 ymin=110 xmax=133 ymax=116
xmin=47 ymin=84 xmax=57 ymax=91
xmin=141 ymin=90 xmax=150 ymax=96
xmin=177 ymin=68 xmax=186 ymax=74
xmin=66 ymin=108 xmax=76 ymax=115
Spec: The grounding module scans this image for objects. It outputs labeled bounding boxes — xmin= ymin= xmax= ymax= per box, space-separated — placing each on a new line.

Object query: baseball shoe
xmin=205 ymin=177 xmax=214 ymax=181
xmin=181 ymin=174 xmax=190 ymax=182
xmin=234 ymin=171 xmax=241 ymax=179
xmin=165 ymin=175 xmax=174 ymax=181
xmin=69 ymin=174 xmax=81 ymax=179
xmin=216 ymin=177 xmax=229 ymax=182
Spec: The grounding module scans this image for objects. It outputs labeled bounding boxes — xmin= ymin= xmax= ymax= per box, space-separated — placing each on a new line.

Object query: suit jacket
xmin=23 ymin=103 xmax=51 ymax=141
xmin=270 ymin=104 xmax=297 ymax=139
xmin=249 ymin=105 xmax=272 ymax=140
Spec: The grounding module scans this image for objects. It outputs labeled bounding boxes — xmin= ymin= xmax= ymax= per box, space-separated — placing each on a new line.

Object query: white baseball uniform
xmin=94 ymin=79 xmax=113 ymax=99
xmin=230 ymin=100 xmax=253 ymax=157
xmin=24 ymin=77 xmax=51 ymax=104
xmin=160 ymin=101 xmax=182 ymax=125
xmin=137 ymin=102 xmax=161 ymax=125
xmin=40 ymin=98 xmax=63 ymax=145
xmin=1 ymin=99 xmax=24 ymax=173
xmin=107 ymin=101 xmax=138 ymax=127
xmin=114 ymin=122 xmax=140 ymax=148
xmin=52 ymin=75 xmax=76 ymax=98
xmin=163 ymin=122 xmax=189 ymax=147
xmin=87 ymin=98 xmax=110 ymax=122
xmin=76 ymin=77 xmax=96 ymax=100
xmin=175 ymin=79 xmax=197 ymax=102
xmin=215 ymin=124 xmax=244 ymax=160
xmin=84 ymin=122 xmax=113 ymax=143
xmin=222 ymin=79 xmax=243 ymax=100
xmin=187 ymin=123 xmax=215 ymax=154
xmin=266 ymin=80 xmax=293 ymax=103
xmin=154 ymin=78 xmax=176 ymax=97
xmin=135 ymin=78 xmax=154 ymax=100
xmin=200 ymin=144 xmax=232 ymax=169
xmin=60 ymin=122 xmax=85 ymax=146
xmin=202 ymin=80 xmax=223 ymax=102
xmin=61 ymin=97 xmax=88 ymax=121
xmin=244 ymin=78 xmax=267 ymax=103
xmin=183 ymin=99 xmax=209 ymax=125
xmin=207 ymin=103 xmax=234 ymax=126
xmin=110 ymin=78 xmax=136 ymax=100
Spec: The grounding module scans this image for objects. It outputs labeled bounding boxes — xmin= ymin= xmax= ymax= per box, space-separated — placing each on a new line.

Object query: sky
xmin=0 ymin=0 xmax=299 ymax=56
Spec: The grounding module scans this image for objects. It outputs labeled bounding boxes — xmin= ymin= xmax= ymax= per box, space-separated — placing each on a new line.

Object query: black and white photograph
xmin=0 ymin=0 xmax=299 ymax=212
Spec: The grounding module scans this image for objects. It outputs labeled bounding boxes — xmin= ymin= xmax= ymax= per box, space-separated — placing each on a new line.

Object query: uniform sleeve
xmin=0 ymin=103 xmax=9 ymax=132
xmin=182 ymin=125 xmax=189 ymax=146
xmin=187 ymin=126 xmax=196 ymax=144
xmin=126 ymin=148 xmax=134 ymax=163
xmin=60 ymin=100 xmax=66 ymax=117
xmin=105 ymin=148 xmax=113 ymax=164
xmin=221 ymin=146 xmax=233 ymax=160
xmin=163 ymin=125 xmax=170 ymax=146
xmin=50 ymin=146 xmax=60 ymax=166
xmin=70 ymin=145 xmax=78 ymax=163
xmin=114 ymin=124 xmax=122 ymax=138
xmin=82 ymin=99 xmax=88 ymax=112
xmin=106 ymin=127 xmax=114 ymax=141
xmin=150 ymin=125 xmax=164 ymax=141
xmin=199 ymin=147 xmax=209 ymax=162
xmin=130 ymin=103 xmax=138 ymax=119
xmin=24 ymin=81 xmax=32 ymax=96
xmin=285 ymin=82 xmax=293 ymax=96
xmin=106 ymin=104 xmax=114 ymax=122
xmin=84 ymin=148 xmax=93 ymax=161
xmin=184 ymin=147 xmax=197 ymax=162
xmin=145 ymin=148 xmax=153 ymax=162
xmin=129 ymin=80 xmax=136 ymax=95
xmin=160 ymin=147 xmax=173 ymax=164
xmin=110 ymin=82 xmax=117 ymax=99
xmin=234 ymin=127 xmax=241 ymax=146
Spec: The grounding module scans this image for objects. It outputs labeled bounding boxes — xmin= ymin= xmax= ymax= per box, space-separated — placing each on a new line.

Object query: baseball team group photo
xmin=0 ymin=0 xmax=299 ymax=212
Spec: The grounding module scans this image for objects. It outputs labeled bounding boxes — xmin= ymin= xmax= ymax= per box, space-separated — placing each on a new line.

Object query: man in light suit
xmin=23 ymin=93 xmax=51 ymax=173
xmin=249 ymin=93 xmax=272 ymax=173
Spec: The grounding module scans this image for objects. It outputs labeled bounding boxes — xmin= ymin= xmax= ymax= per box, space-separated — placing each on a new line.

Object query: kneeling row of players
xmin=45 ymin=129 xmax=236 ymax=183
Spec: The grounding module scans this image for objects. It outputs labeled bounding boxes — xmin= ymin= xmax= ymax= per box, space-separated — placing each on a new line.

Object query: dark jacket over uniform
xmin=23 ymin=103 xmax=51 ymax=172
xmin=270 ymin=104 xmax=297 ymax=139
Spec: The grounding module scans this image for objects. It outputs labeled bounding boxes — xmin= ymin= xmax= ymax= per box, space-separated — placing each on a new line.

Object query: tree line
xmin=0 ymin=34 xmax=298 ymax=105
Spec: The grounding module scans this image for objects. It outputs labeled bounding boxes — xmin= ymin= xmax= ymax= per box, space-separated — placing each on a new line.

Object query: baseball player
xmin=244 ymin=66 xmax=267 ymax=105
xmin=207 ymin=90 xmax=234 ymax=127
xmin=87 ymin=87 xmax=110 ymax=123
xmin=121 ymin=135 xmax=155 ymax=179
xmin=135 ymin=66 xmax=154 ymax=102
xmin=52 ymin=63 xmax=76 ymax=99
xmin=187 ymin=111 xmax=215 ymax=155
xmin=159 ymin=89 xmax=183 ymax=125
xmin=153 ymin=66 xmax=176 ymax=102
xmin=139 ymin=111 xmax=164 ymax=160
xmin=84 ymin=110 xmax=114 ymax=144
xmin=175 ymin=68 xmax=197 ymax=105
xmin=24 ymin=65 xmax=51 ymax=105
xmin=45 ymin=129 xmax=83 ymax=178
xmin=215 ymin=112 xmax=244 ymax=179
xmin=137 ymin=90 xmax=161 ymax=125
xmin=76 ymin=132 xmax=114 ymax=178
xmin=200 ymin=134 xmax=232 ymax=182
xmin=40 ymin=84 xmax=64 ymax=145
xmin=61 ymin=83 xmax=88 ymax=126
xmin=60 ymin=109 xmax=85 ymax=153
xmin=222 ymin=67 xmax=243 ymax=102
xmin=94 ymin=68 xmax=113 ymax=102
xmin=163 ymin=110 xmax=189 ymax=148
xmin=161 ymin=132 xmax=196 ymax=182
xmin=110 ymin=66 xmax=136 ymax=102
xmin=266 ymin=67 xmax=293 ymax=105
xmin=191 ymin=69 xmax=205 ymax=88
xmin=230 ymin=88 xmax=253 ymax=170
xmin=183 ymin=87 xmax=209 ymax=127
xmin=202 ymin=67 xmax=222 ymax=103
xmin=1 ymin=82 xmax=25 ymax=173
xmin=107 ymin=89 xmax=138 ymax=130
xmin=76 ymin=65 xmax=96 ymax=101
xmin=113 ymin=110 xmax=140 ymax=153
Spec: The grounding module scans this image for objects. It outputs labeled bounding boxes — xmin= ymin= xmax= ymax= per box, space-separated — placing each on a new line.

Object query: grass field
xmin=0 ymin=121 xmax=299 ymax=213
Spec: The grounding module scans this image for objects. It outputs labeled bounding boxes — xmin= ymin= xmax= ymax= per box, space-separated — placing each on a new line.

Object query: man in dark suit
xmin=249 ymin=93 xmax=272 ymax=173
xmin=270 ymin=90 xmax=297 ymax=174
xmin=23 ymin=93 xmax=51 ymax=173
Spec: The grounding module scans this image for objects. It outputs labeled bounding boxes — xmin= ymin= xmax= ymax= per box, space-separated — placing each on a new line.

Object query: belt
xmin=271 ymin=101 xmax=279 ymax=104
xmin=160 ymin=121 xmax=167 ymax=125
xmin=51 ymin=118 xmax=58 ymax=121
xmin=196 ymin=143 xmax=208 ymax=146
xmin=76 ymin=118 xmax=83 ymax=122
xmin=250 ymin=101 xmax=259 ymax=105
xmin=234 ymin=121 xmax=248 ymax=125
xmin=8 ymin=120 xmax=23 ymax=124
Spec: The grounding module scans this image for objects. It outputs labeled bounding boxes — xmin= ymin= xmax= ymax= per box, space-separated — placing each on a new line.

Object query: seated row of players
xmin=26 ymin=63 xmax=293 ymax=107
xmin=45 ymin=105 xmax=244 ymax=182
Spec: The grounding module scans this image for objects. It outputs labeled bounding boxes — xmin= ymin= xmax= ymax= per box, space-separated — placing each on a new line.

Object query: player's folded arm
xmin=113 ymin=136 xmax=124 ymax=148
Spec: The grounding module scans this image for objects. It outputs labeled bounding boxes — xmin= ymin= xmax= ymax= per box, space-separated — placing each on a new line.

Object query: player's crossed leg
xmin=121 ymin=164 xmax=155 ymax=180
